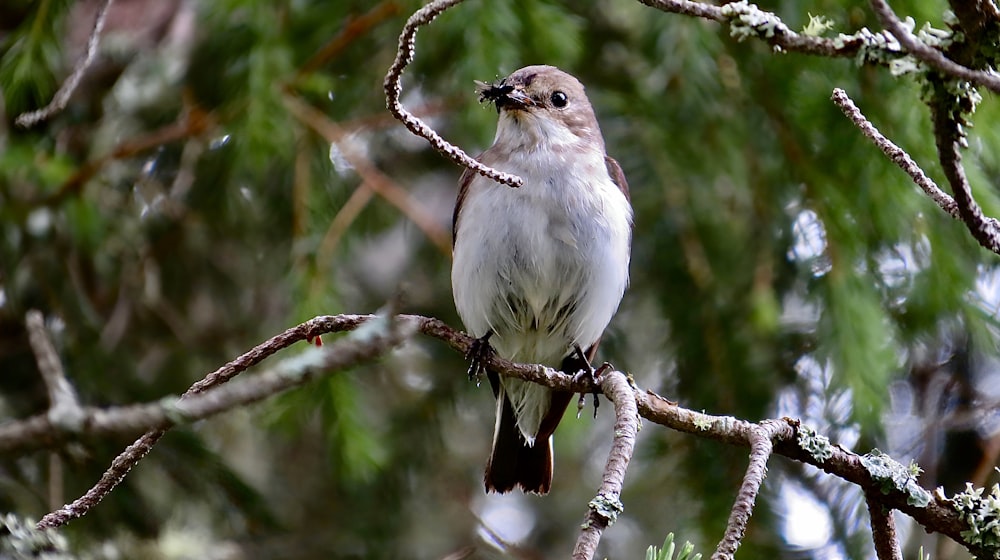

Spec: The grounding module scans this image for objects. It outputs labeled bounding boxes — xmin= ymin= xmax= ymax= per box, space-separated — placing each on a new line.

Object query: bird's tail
xmin=484 ymin=391 xmax=557 ymax=494
xmin=483 ymin=350 xmax=591 ymax=494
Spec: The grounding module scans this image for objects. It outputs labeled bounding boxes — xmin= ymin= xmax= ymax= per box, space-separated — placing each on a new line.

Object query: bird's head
xmin=477 ymin=65 xmax=603 ymax=150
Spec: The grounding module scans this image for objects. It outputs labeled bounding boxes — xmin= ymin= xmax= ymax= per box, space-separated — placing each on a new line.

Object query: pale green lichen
xmin=801 ymin=13 xmax=834 ymax=37
xmin=796 ymin=426 xmax=834 ymax=463
xmin=721 ymin=1 xmax=790 ymax=42
xmin=952 ymin=482 xmax=1000 ymax=551
xmin=846 ymin=27 xmax=904 ymax=67
xmin=589 ymin=493 xmax=624 ymax=525
xmin=861 ymin=449 xmax=931 ymax=508
xmin=833 ymin=16 xmax=982 ymax=130
xmin=693 ymin=413 xmax=712 ymax=431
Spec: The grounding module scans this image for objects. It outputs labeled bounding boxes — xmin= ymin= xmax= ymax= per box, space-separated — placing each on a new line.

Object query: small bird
xmin=451 ymin=65 xmax=632 ymax=494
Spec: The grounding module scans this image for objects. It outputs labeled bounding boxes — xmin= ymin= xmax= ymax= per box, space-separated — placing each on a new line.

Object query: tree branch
xmin=572 ymin=371 xmax=640 ymax=560
xmin=637 ymin=393 xmax=986 ymax=557
xmin=867 ymin=494 xmax=902 ymax=560
xmin=869 ymin=0 xmax=1000 ymax=94
xmin=34 ymin=313 xmax=416 ymax=529
xmin=25 ymin=311 xmax=84 ymax=429
xmin=15 ymin=0 xmax=115 ymax=128
xmin=832 ymin=87 xmax=1000 ymax=255
xmin=830 ymin=88 xmax=960 ymax=219
xmin=931 ymin=99 xmax=1000 ymax=254
xmin=383 ymin=0 xmax=523 ymax=188
xmin=711 ymin=420 xmax=784 ymax=560
xmin=6 ymin=312 xmax=985 ymax=556
xmin=638 ymin=0 xmax=866 ymax=58
xmin=283 ymin=93 xmax=453 ymax=255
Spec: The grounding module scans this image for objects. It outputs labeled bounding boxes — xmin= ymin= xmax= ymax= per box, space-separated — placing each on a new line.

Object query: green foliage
xmin=0 ymin=0 xmax=69 ymax=117
xmin=645 ymin=533 xmax=702 ymax=560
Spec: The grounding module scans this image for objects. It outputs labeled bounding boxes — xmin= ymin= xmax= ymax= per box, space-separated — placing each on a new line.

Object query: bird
xmin=451 ymin=65 xmax=632 ymax=494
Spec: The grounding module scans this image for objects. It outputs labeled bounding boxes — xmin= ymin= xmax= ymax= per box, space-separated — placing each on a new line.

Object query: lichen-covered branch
xmin=869 ymin=0 xmax=1000 ymax=94
xmin=572 ymin=371 xmax=640 ymax=560
xmin=638 ymin=0 xmax=867 ymax=58
xmin=383 ymin=0 xmax=523 ymax=187
xmin=7 ymin=312 xmax=989 ymax=555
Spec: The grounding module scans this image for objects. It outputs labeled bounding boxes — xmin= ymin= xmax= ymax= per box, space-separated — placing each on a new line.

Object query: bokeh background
xmin=2 ymin=0 xmax=1000 ymax=558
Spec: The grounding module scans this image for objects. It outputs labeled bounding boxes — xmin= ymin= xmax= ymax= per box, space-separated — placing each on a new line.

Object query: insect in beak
xmin=477 ymin=79 xmax=534 ymax=113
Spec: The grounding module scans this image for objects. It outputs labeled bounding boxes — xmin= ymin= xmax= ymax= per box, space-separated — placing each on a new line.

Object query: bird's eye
xmin=550 ymin=91 xmax=568 ymax=108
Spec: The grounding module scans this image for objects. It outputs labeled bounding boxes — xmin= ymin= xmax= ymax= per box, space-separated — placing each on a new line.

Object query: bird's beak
xmin=478 ymin=80 xmax=535 ymax=113
xmin=499 ymin=88 xmax=535 ymax=111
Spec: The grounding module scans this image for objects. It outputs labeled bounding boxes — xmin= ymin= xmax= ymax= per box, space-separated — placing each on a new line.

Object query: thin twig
xmin=711 ymin=421 xmax=782 ymax=560
xmin=316 ymin=184 xmax=376 ymax=265
xmin=33 ymin=314 xmax=380 ymax=529
xmin=25 ymin=311 xmax=83 ymax=428
xmin=15 ymin=0 xmax=115 ymax=128
xmin=44 ymin=104 xmax=214 ymax=206
xmin=295 ymin=1 xmax=401 ymax=79
xmin=283 ymin=93 xmax=452 ymax=255
xmin=572 ymin=371 xmax=640 ymax=560
xmin=830 ymin=88 xmax=960 ymax=219
xmin=867 ymin=494 xmax=902 ymax=560
xmin=383 ymin=0 xmax=523 ymax=188
xmin=869 ymin=0 xmax=1000 ymax=94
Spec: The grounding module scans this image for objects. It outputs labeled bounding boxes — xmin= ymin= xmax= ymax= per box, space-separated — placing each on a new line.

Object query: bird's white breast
xmin=451 ymin=145 xmax=632 ymax=366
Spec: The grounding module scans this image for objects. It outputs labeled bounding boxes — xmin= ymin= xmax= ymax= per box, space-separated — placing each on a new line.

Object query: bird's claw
xmin=466 ymin=333 xmax=495 ymax=385
xmin=574 ymin=359 xmax=613 ymax=419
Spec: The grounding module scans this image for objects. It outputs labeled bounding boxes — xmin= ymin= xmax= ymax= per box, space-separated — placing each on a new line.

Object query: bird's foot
xmin=573 ymin=346 xmax=611 ymax=419
xmin=466 ymin=332 xmax=495 ymax=385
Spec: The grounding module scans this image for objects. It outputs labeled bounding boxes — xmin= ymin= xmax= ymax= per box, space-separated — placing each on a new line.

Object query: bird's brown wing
xmin=452 ymin=165 xmax=477 ymax=246
xmin=605 ymin=155 xmax=630 ymax=201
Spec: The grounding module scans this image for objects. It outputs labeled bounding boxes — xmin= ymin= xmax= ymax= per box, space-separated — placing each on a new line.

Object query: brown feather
xmin=604 ymin=155 xmax=630 ymax=201
xmin=483 ymin=344 xmax=598 ymax=494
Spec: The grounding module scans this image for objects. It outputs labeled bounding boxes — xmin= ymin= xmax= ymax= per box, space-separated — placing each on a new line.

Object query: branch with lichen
xmin=869 ymin=0 xmax=1000 ymax=94
xmin=638 ymin=0 xmax=905 ymax=62
xmin=832 ymin=74 xmax=1000 ymax=257
xmin=4 ymin=311 xmax=996 ymax=557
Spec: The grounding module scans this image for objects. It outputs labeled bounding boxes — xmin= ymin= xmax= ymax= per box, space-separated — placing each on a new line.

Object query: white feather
xmin=452 ymin=109 xmax=632 ymax=445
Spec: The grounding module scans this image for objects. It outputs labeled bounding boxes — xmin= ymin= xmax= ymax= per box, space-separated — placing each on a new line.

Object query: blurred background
xmin=2 ymin=0 xmax=1000 ymax=558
